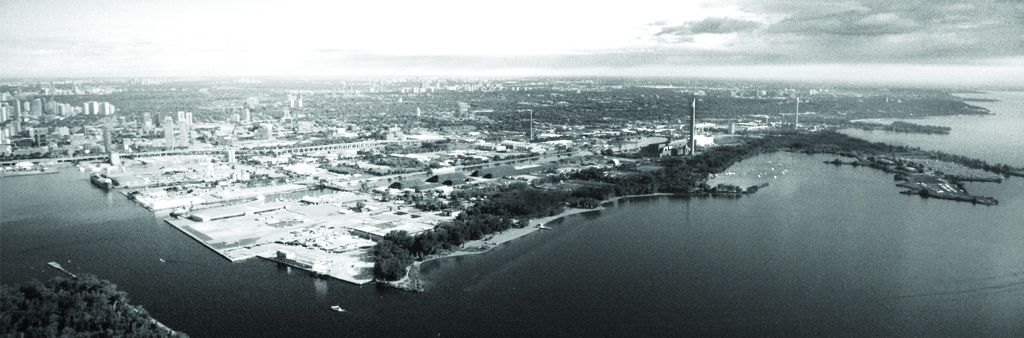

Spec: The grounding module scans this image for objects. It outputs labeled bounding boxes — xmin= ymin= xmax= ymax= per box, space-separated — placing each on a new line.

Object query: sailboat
xmin=331 ymin=305 xmax=345 ymax=312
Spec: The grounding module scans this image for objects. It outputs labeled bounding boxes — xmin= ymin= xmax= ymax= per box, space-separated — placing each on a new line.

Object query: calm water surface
xmin=842 ymin=91 xmax=1024 ymax=167
xmin=3 ymin=92 xmax=1023 ymax=337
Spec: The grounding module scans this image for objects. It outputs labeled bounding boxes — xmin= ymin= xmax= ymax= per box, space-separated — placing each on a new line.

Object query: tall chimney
xmin=795 ymin=97 xmax=800 ymax=130
xmin=689 ymin=98 xmax=696 ymax=156
xmin=530 ymin=110 xmax=533 ymax=142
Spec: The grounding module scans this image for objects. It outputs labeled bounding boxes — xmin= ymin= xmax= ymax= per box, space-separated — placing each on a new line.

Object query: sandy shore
xmin=458 ymin=207 xmax=602 ymax=253
xmin=388 ymin=193 xmax=686 ymax=291
xmin=432 ymin=193 xmax=686 ymax=262
xmin=387 ymin=206 xmax=603 ymax=291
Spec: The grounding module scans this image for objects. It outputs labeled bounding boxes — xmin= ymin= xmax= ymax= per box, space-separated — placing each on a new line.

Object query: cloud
xmin=655 ymin=17 xmax=763 ymax=37
xmin=768 ymin=11 xmax=920 ymax=36
xmin=645 ymin=0 xmax=1024 ymax=65
xmin=689 ymin=17 xmax=764 ymax=34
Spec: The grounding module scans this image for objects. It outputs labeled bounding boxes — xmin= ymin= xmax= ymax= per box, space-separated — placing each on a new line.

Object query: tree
xmin=371 ymin=239 xmax=414 ymax=281
xmin=355 ymin=201 xmax=366 ymax=212
xmin=0 ymin=275 xmax=189 ymax=337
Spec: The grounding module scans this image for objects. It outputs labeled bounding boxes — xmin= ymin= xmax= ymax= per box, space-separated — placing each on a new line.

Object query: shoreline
xmin=386 ymin=206 xmax=604 ymax=291
xmin=387 ymin=193 xmax=685 ymax=291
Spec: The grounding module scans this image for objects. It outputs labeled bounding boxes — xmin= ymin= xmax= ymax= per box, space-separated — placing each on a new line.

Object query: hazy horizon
xmin=3 ymin=0 xmax=1022 ymax=87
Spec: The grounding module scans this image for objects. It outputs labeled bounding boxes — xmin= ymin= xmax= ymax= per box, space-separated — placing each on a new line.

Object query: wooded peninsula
xmin=371 ymin=130 xmax=1024 ymax=283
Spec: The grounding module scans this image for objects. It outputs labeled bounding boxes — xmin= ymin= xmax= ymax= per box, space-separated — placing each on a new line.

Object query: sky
xmin=2 ymin=0 xmax=1022 ymax=86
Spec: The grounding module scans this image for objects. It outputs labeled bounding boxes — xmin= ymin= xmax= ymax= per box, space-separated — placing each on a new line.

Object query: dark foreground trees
xmin=0 ymin=275 xmax=188 ymax=338
xmin=372 ymin=237 xmax=415 ymax=281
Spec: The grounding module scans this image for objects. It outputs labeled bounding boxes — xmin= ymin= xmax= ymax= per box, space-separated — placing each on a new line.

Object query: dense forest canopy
xmin=0 ymin=275 xmax=188 ymax=338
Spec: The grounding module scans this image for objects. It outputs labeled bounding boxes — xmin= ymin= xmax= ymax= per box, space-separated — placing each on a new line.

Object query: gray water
xmin=3 ymin=91 xmax=1024 ymax=337
xmin=841 ymin=91 xmax=1024 ymax=168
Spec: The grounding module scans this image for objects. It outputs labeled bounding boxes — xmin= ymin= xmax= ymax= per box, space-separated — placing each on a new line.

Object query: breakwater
xmin=826 ymin=156 xmax=1000 ymax=205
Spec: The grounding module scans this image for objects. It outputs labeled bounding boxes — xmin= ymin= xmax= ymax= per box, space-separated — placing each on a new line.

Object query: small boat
xmin=159 ymin=259 xmax=166 ymax=263
xmin=331 ymin=305 xmax=345 ymax=312
xmin=537 ymin=225 xmax=551 ymax=230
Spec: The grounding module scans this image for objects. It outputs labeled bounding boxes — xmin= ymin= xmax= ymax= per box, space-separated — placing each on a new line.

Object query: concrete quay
xmin=163 ymin=191 xmax=452 ymax=283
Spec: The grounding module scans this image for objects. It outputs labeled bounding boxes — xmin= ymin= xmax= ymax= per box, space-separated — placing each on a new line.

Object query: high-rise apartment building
xmin=98 ymin=102 xmax=114 ymax=115
xmin=31 ymin=99 xmax=42 ymax=116
xmin=57 ymin=104 xmax=71 ymax=116
xmin=103 ymin=122 xmax=113 ymax=152
xmin=84 ymin=101 xmax=100 ymax=115
xmin=163 ymin=117 xmax=175 ymax=148
xmin=178 ymin=120 xmax=190 ymax=147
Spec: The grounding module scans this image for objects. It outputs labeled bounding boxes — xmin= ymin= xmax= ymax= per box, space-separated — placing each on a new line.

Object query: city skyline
xmin=2 ymin=0 xmax=1022 ymax=86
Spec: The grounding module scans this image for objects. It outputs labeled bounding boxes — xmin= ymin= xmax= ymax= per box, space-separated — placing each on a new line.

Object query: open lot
xmin=164 ymin=191 xmax=450 ymax=283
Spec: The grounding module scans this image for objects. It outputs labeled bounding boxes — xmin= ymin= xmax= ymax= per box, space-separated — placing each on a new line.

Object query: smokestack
xmin=529 ymin=110 xmax=534 ymax=142
xmin=794 ymin=97 xmax=799 ymax=130
xmin=689 ymin=98 xmax=696 ymax=156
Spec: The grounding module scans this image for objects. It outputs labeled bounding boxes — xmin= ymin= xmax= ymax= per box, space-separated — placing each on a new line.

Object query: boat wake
xmin=887 ymin=279 xmax=1024 ymax=300
xmin=160 ymin=259 xmax=209 ymax=267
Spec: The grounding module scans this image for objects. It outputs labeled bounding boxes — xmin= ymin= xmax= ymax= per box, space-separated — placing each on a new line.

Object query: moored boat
xmin=90 ymin=173 xmax=113 ymax=190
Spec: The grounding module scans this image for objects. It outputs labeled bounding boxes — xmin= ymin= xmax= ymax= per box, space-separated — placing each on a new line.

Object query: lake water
xmin=2 ymin=92 xmax=1023 ymax=337
xmin=841 ymin=91 xmax=1024 ymax=168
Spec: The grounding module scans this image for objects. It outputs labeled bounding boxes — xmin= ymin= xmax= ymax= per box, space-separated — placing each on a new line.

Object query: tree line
xmin=0 ymin=275 xmax=188 ymax=337
xmin=371 ymin=130 xmax=1024 ymax=281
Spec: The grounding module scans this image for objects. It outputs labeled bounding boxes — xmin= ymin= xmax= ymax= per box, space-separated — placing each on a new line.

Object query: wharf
xmin=166 ymin=215 xmax=375 ymax=283
xmin=164 ymin=218 xmax=259 ymax=262
xmin=1 ymin=170 xmax=59 ymax=178
xmin=162 ymin=193 xmax=409 ymax=282
xmin=260 ymin=250 xmax=374 ymax=285
xmin=132 ymin=184 xmax=311 ymax=211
